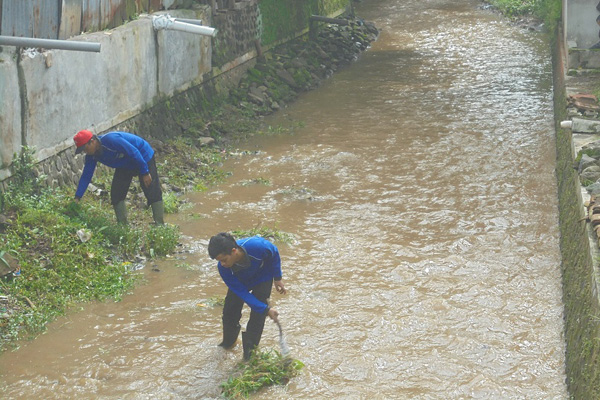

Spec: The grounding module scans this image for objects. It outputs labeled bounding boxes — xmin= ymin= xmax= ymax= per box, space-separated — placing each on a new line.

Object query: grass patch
xmin=0 ymin=147 xmax=183 ymax=352
xmin=485 ymin=0 xmax=562 ymax=36
xmin=147 ymin=224 xmax=180 ymax=258
xmin=221 ymin=349 xmax=304 ymax=399
xmin=156 ymin=137 xmax=230 ymax=192
xmin=486 ymin=0 xmax=537 ymax=17
xmin=231 ymin=227 xmax=295 ymax=244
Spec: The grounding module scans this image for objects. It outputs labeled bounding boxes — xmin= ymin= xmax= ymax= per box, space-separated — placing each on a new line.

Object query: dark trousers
xmin=110 ymin=156 xmax=162 ymax=206
xmin=222 ymin=279 xmax=273 ymax=343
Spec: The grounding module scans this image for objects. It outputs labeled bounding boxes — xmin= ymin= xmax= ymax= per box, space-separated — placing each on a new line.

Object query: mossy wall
xmin=212 ymin=0 xmax=351 ymax=67
xmin=319 ymin=0 xmax=351 ymax=17
xmin=258 ymin=0 xmax=350 ymax=47
xmin=553 ymin=27 xmax=600 ymax=399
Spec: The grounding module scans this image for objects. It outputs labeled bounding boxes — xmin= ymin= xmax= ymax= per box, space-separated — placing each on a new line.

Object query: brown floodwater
xmin=0 ymin=0 xmax=567 ymax=398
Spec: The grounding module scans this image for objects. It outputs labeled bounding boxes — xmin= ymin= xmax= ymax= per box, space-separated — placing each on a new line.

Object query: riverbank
xmin=0 ymin=15 xmax=378 ymax=353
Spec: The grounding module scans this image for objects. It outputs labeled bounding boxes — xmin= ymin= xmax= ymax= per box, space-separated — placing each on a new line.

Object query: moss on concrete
xmin=553 ymin=26 xmax=600 ymax=399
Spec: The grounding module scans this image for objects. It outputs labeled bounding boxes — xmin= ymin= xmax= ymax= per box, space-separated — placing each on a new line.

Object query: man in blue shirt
xmin=73 ymin=129 xmax=164 ymax=225
xmin=208 ymin=232 xmax=287 ymax=360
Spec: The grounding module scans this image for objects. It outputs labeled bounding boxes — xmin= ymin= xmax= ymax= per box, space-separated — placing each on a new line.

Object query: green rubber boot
xmin=113 ymin=200 xmax=128 ymax=225
xmin=150 ymin=201 xmax=165 ymax=225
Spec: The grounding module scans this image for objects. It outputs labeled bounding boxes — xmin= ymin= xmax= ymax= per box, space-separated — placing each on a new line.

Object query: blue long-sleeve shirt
xmin=75 ymin=132 xmax=155 ymax=199
xmin=218 ymin=236 xmax=283 ymax=314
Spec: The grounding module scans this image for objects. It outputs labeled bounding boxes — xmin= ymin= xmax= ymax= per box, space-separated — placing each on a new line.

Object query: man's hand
xmin=142 ymin=173 xmax=152 ymax=188
xmin=267 ymin=308 xmax=279 ymax=323
xmin=274 ymin=279 xmax=287 ymax=295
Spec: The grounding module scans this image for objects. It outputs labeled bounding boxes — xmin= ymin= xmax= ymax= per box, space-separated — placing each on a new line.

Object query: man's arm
xmin=219 ymin=266 xmax=269 ymax=314
xmin=74 ymin=157 xmax=97 ymax=199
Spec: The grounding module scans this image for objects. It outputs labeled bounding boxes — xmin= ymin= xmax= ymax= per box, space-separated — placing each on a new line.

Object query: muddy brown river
xmin=0 ymin=0 xmax=567 ymax=398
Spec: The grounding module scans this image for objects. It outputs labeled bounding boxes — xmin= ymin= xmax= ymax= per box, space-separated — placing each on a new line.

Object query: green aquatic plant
xmin=231 ymin=227 xmax=294 ymax=244
xmin=206 ymin=295 xmax=226 ymax=307
xmin=221 ymin=349 xmax=304 ymax=399
xmin=239 ymin=177 xmax=272 ymax=186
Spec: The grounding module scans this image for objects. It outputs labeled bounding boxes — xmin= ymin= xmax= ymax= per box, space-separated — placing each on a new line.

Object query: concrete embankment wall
xmin=553 ymin=25 xmax=600 ymax=398
xmin=0 ymin=0 xmax=350 ymax=188
xmin=0 ymin=6 xmax=212 ymax=184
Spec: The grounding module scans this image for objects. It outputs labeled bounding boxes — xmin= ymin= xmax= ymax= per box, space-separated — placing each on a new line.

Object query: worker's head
xmin=74 ymin=130 xmax=100 ymax=155
xmin=208 ymin=232 xmax=243 ymax=268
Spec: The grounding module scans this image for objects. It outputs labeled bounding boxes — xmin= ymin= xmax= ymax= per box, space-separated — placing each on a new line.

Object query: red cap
xmin=74 ymin=130 xmax=93 ymax=154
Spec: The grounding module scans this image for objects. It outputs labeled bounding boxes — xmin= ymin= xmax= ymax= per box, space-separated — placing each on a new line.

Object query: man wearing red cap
xmin=73 ymin=130 xmax=164 ymax=225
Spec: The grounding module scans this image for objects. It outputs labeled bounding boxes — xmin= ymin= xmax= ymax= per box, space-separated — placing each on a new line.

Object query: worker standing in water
xmin=208 ymin=232 xmax=287 ymax=360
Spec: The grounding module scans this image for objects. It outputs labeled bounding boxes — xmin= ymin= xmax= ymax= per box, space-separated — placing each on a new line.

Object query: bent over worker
xmin=73 ymin=129 xmax=164 ymax=225
xmin=208 ymin=232 xmax=287 ymax=360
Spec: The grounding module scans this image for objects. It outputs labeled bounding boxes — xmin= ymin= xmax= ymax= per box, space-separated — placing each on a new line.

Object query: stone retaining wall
xmin=553 ymin=25 xmax=600 ymax=399
xmin=0 ymin=0 xmax=350 ymax=192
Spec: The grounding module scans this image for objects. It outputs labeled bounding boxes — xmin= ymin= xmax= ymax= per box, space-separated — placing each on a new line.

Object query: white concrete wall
xmin=0 ymin=7 xmax=212 ymax=178
xmin=566 ymin=0 xmax=600 ymax=49
xmin=0 ymin=47 xmax=22 ymax=180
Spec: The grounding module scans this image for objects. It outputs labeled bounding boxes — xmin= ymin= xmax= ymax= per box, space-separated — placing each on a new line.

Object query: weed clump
xmin=221 ymin=349 xmax=304 ymax=399
xmin=231 ymin=227 xmax=295 ymax=244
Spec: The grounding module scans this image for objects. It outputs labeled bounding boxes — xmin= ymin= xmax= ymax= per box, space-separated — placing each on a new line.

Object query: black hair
xmin=208 ymin=232 xmax=238 ymax=259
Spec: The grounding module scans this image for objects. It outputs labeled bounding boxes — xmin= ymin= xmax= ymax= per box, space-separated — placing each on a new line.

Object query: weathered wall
xmin=565 ymin=0 xmax=600 ymax=49
xmin=553 ymin=24 xmax=600 ymax=399
xmin=0 ymin=6 xmax=212 ymax=182
xmin=0 ymin=49 xmax=21 ymax=180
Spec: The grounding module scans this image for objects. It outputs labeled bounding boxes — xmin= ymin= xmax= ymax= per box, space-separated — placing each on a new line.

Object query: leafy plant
xmin=146 ymin=224 xmax=180 ymax=257
xmin=231 ymin=227 xmax=294 ymax=244
xmin=162 ymin=191 xmax=182 ymax=214
xmin=221 ymin=349 xmax=304 ymax=399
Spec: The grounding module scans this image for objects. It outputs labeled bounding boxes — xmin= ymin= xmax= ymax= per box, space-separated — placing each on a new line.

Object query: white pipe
xmin=152 ymin=15 xmax=217 ymax=37
xmin=0 ymin=35 xmax=101 ymax=52
xmin=174 ymin=18 xmax=203 ymax=26
xmin=171 ymin=20 xmax=217 ymax=37
xmin=560 ymin=120 xmax=573 ymax=129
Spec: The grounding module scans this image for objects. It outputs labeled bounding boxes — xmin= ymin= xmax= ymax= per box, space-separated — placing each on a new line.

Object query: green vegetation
xmin=231 ymin=227 xmax=295 ymax=244
xmin=487 ymin=0 xmax=538 ymax=17
xmin=0 ymin=146 xmax=184 ymax=351
xmin=239 ymin=177 xmax=272 ymax=186
xmin=221 ymin=349 xmax=304 ymax=399
xmin=486 ymin=0 xmax=562 ymax=34
xmin=487 ymin=0 xmax=562 ymax=36
xmin=205 ymin=295 xmax=226 ymax=307
xmin=147 ymin=224 xmax=180 ymax=258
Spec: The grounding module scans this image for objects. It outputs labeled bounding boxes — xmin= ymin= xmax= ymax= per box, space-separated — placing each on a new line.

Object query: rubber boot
xmin=113 ymin=200 xmax=128 ymax=225
xmin=150 ymin=201 xmax=165 ymax=225
xmin=242 ymin=331 xmax=260 ymax=360
xmin=218 ymin=324 xmax=240 ymax=349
